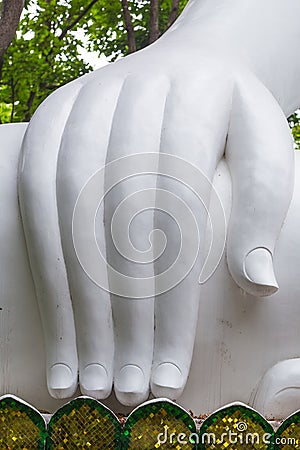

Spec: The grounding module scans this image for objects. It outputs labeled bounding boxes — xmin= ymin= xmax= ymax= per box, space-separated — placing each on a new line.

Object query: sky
xmin=23 ymin=2 xmax=110 ymax=71
xmin=74 ymin=29 xmax=109 ymax=70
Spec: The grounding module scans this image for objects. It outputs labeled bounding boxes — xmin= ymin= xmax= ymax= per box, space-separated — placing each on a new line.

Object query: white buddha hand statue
xmin=18 ymin=0 xmax=299 ymax=406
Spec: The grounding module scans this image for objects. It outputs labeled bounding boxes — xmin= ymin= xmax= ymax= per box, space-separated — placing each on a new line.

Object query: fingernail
xmin=80 ymin=364 xmax=110 ymax=399
xmin=244 ymin=248 xmax=279 ymax=296
xmin=152 ymin=363 xmax=182 ymax=389
xmin=115 ymin=365 xmax=148 ymax=406
xmin=116 ymin=365 xmax=145 ymax=393
xmin=251 ymin=359 xmax=300 ymax=419
xmin=48 ymin=364 xmax=77 ymax=399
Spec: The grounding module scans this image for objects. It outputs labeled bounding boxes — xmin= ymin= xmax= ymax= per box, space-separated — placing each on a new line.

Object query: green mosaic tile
xmin=0 ymin=394 xmax=46 ymax=449
xmin=46 ymin=396 xmax=122 ymax=450
xmin=198 ymin=403 xmax=274 ymax=450
xmin=123 ymin=399 xmax=197 ymax=449
xmin=275 ymin=411 xmax=300 ymax=449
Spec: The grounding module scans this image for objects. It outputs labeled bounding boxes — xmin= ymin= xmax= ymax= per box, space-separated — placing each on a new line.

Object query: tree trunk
xmin=167 ymin=0 xmax=180 ymax=29
xmin=0 ymin=0 xmax=24 ymax=62
xmin=149 ymin=0 xmax=159 ymax=44
xmin=24 ymin=91 xmax=36 ymax=122
xmin=0 ymin=56 xmax=4 ymax=82
xmin=121 ymin=0 xmax=137 ymax=53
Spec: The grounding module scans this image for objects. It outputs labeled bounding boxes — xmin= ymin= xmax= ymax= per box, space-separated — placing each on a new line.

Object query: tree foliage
xmin=289 ymin=112 xmax=300 ymax=149
xmin=72 ymin=0 xmax=188 ymax=61
xmin=0 ymin=0 xmax=299 ymax=149
xmin=1 ymin=0 xmax=97 ymax=122
xmin=0 ymin=0 xmax=188 ymax=123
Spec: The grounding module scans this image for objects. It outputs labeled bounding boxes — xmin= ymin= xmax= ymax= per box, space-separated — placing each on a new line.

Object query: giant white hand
xmin=18 ymin=0 xmax=298 ymax=406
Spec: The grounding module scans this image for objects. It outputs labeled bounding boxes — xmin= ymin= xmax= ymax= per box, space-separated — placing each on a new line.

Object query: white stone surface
xmin=2 ymin=123 xmax=300 ymax=418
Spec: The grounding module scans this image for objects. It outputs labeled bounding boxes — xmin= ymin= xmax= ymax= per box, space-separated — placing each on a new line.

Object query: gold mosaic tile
xmin=198 ymin=403 xmax=274 ymax=449
xmin=0 ymin=395 xmax=46 ymax=449
xmin=123 ymin=399 xmax=197 ymax=449
xmin=47 ymin=397 xmax=122 ymax=450
xmin=276 ymin=412 xmax=300 ymax=449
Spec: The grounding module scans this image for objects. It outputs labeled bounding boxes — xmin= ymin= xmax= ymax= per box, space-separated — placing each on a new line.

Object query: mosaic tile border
xmin=0 ymin=395 xmax=299 ymax=449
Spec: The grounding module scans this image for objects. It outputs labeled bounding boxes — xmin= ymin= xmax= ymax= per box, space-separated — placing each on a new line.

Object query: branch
xmin=121 ymin=0 xmax=137 ymax=53
xmin=24 ymin=90 xmax=36 ymax=122
xmin=149 ymin=0 xmax=159 ymax=44
xmin=0 ymin=0 xmax=24 ymax=61
xmin=59 ymin=0 xmax=99 ymax=41
xmin=167 ymin=0 xmax=180 ymax=29
xmin=10 ymin=77 xmax=16 ymax=122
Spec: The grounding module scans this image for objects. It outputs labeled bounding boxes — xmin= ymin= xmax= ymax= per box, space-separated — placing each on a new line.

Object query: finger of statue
xmin=18 ymin=80 xmax=82 ymax=398
xmin=105 ymin=72 xmax=169 ymax=406
xmin=56 ymin=70 xmax=124 ymax=399
xmin=226 ymin=73 xmax=294 ymax=297
xmin=150 ymin=74 xmax=230 ymax=399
